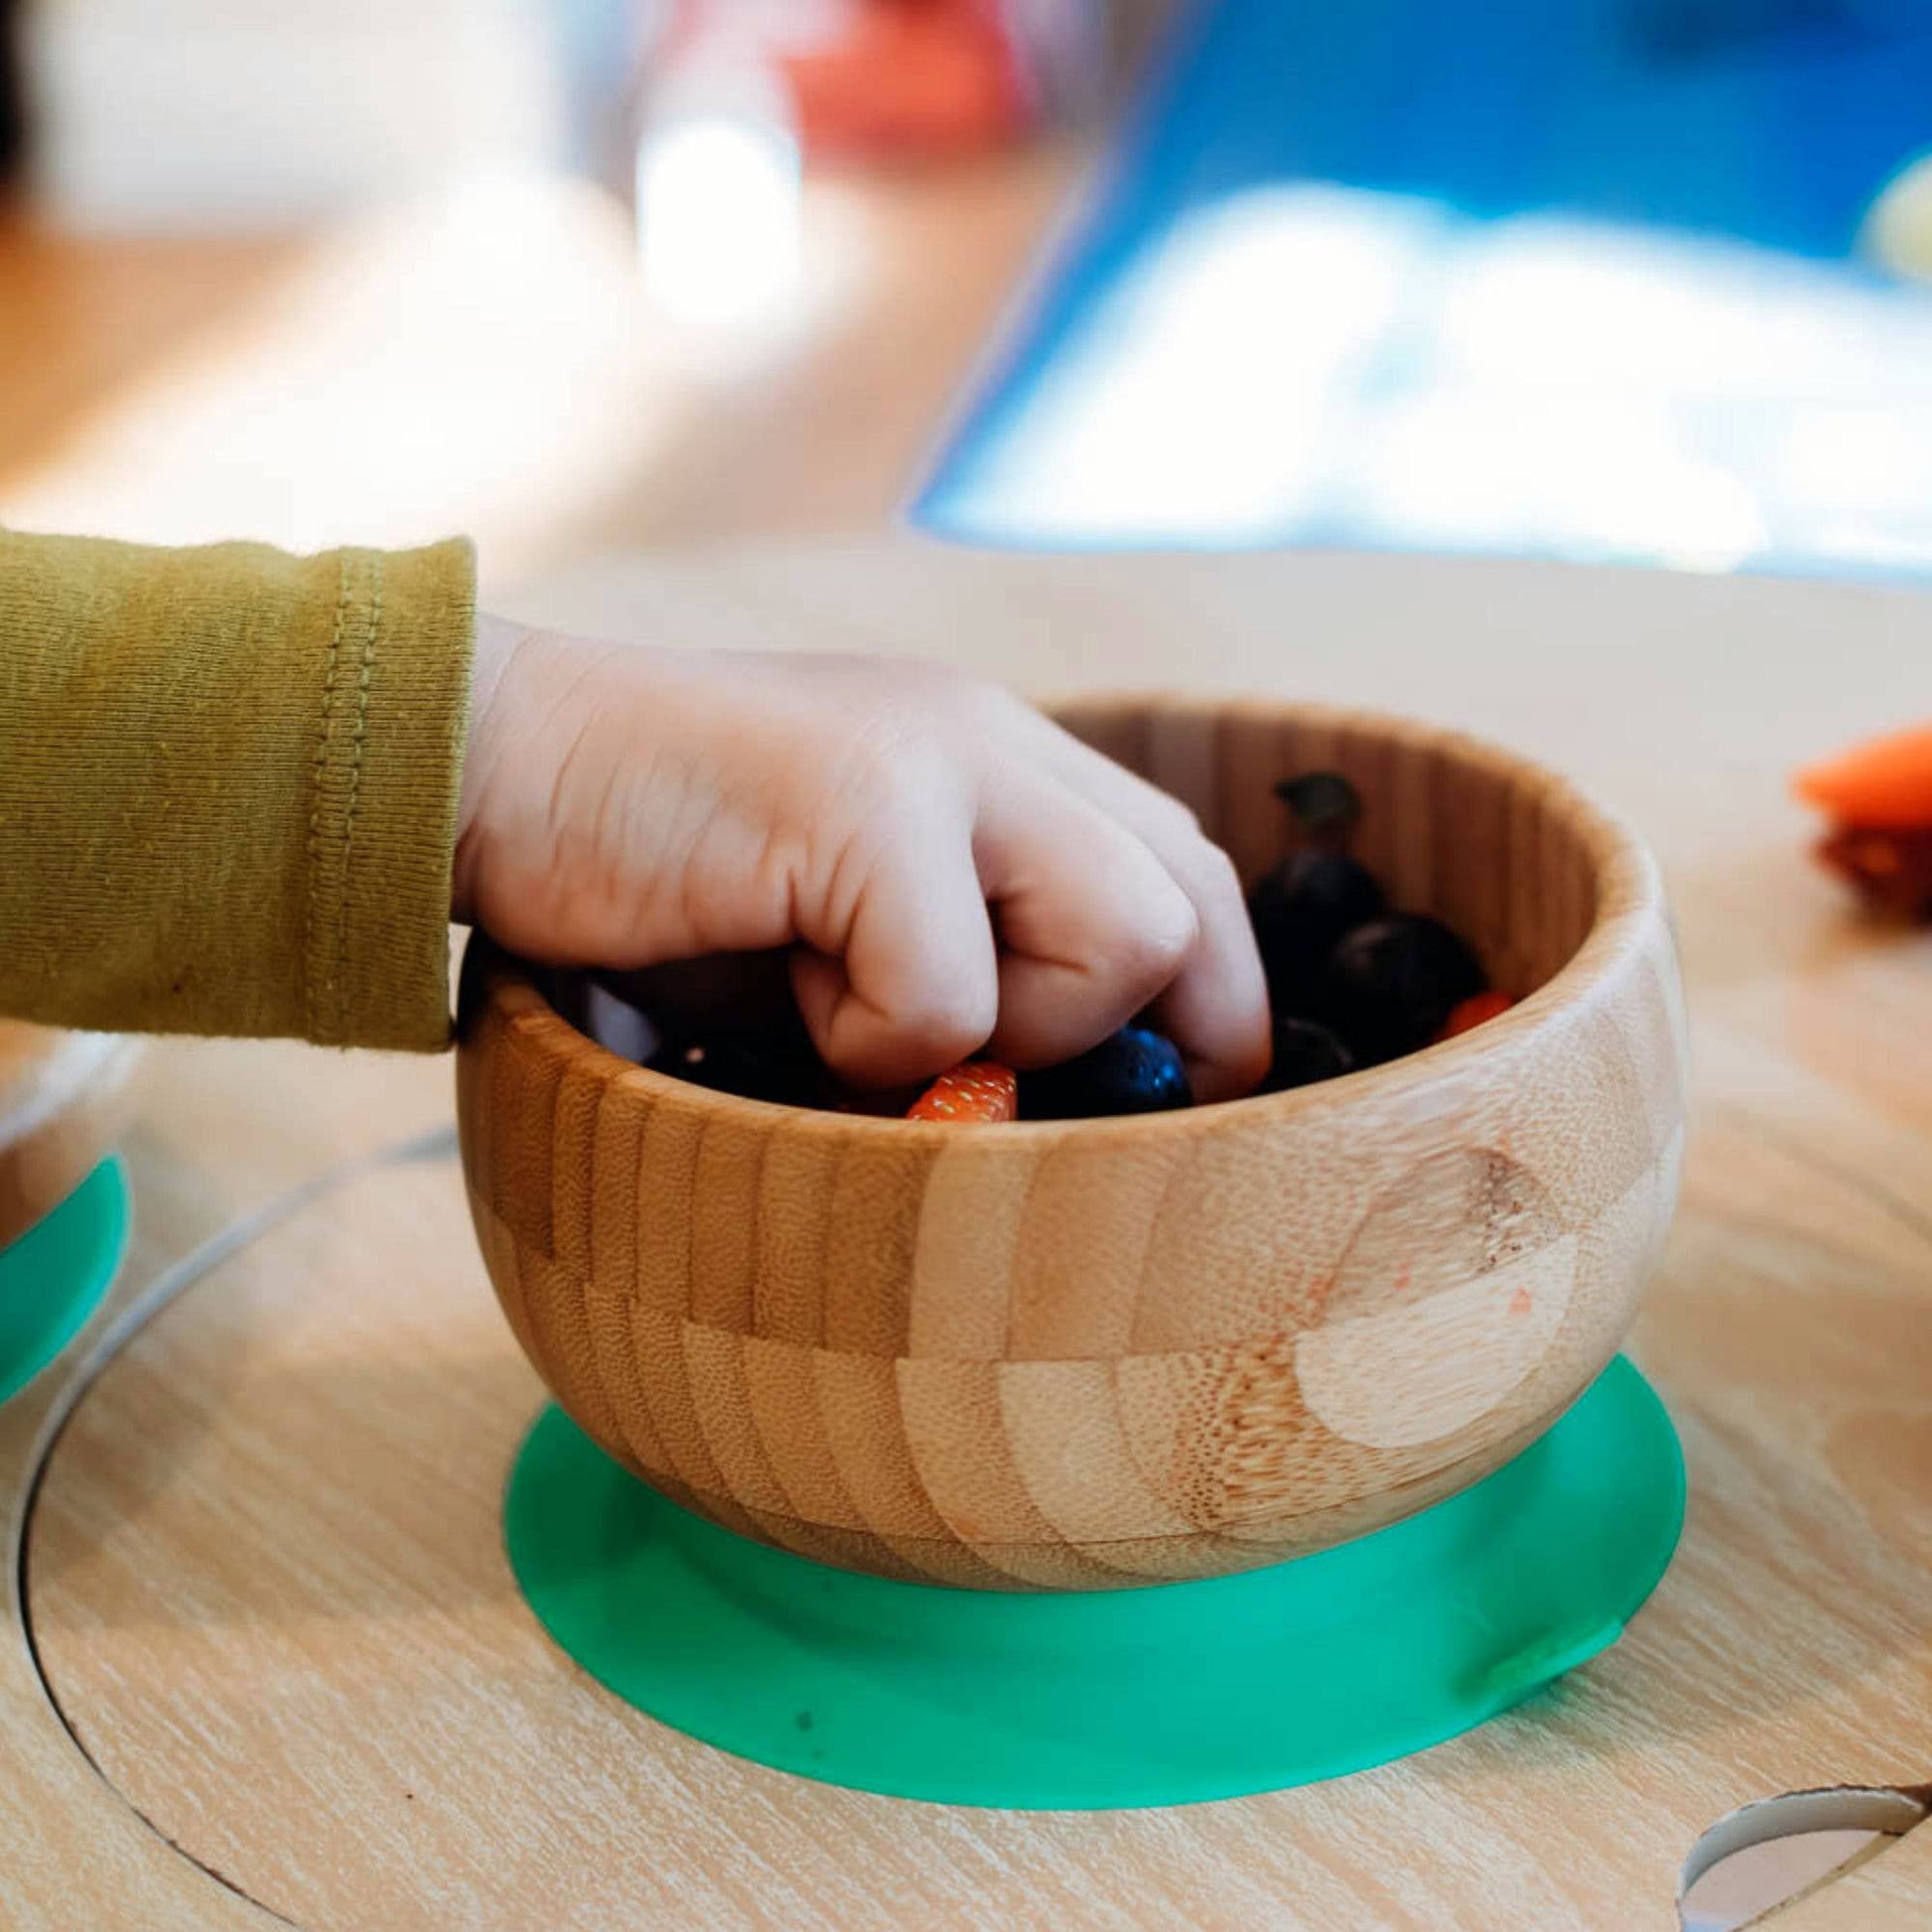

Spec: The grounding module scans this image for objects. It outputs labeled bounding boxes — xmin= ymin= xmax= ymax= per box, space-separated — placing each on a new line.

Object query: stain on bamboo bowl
xmin=457 ymin=698 xmax=1686 ymax=1590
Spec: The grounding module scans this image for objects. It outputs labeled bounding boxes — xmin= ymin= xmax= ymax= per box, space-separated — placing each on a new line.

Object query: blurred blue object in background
xmin=916 ymin=0 xmax=1932 ymax=578
xmin=549 ymin=0 xmax=653 ymax=179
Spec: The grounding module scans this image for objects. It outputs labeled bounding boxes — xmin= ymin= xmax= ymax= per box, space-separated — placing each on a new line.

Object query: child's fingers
xmin=789 ymin=802 xmax=1000 ymax=1088
xmin=1016 ymin=730 xmax=1272 ymax=1102
xmin=975 ymin=783 xmax=1200 ymax=1070
xmin=1135 ymin=844 xmax=1273 ymax=1104
xmin=1086 ymin=794 xmax=1271 ymax=1102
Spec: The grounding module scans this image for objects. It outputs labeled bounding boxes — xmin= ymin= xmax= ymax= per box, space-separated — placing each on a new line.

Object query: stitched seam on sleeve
xmin=306 ymin=553 xmax=352 ymax=1042
xmin=332 ymin=551 xmax=383 ymax=1039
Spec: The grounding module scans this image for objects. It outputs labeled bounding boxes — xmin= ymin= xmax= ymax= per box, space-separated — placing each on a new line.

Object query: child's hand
xmin=456 ymin=618 xmax=1271 ymax=1100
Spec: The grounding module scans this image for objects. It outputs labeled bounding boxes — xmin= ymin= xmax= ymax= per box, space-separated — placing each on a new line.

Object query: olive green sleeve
xmin=0 ymin=529 xmax=475 ymax=1050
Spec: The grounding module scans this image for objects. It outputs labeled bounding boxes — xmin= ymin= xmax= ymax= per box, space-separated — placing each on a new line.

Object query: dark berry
xmin=1274 ymin=770 xmax=1363 ymax=845
xmin=1248 ymin=850 xmax=1387 ymax=1011
xmin=1019 ymin=1027 xmax=1192 ymax=1120
xmin=648 ymin=1021 xmax=832 ymax=1108
xmin=603 ymin=950 xmax=794 ymax=1031
xmin=1324 ymin=914 xmax=1487 ymax=1066
xmin=1259 ymin=1017 xmax=1355 ymax=1093
xmin=612 ymin=951 xmax=838 ymax=1107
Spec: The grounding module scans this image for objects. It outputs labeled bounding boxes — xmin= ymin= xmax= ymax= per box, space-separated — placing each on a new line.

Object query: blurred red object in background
xmin=651 ymin=0 xmax=1077 ymax=163
xmin=780 ymin=1 xmax=1030 ymax=159
xmin=1817 ymin=825 xmax=1932 ymax=920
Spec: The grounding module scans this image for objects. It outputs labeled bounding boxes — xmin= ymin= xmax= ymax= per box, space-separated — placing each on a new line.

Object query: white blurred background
xmin=0 ymin=0 xmax=1158 ymax=595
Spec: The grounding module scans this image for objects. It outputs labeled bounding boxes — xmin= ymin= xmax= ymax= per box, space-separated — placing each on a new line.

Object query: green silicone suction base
xmin=507 ymin=1354 xmax=1684 ymax=1808
xmin=0 ymin=1161 xmax=130 ymax=1404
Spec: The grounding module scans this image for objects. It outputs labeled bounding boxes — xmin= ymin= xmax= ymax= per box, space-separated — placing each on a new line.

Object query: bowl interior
xmin=558 ymin=697 xmax=1623 ymax=1087
xmin=1051 ymin=697 xmax=1605 ymax=1004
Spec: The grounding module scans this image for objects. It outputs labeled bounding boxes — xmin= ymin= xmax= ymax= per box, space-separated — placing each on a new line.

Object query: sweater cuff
xmin=305 ymin=538 xmax=475 ymax=1049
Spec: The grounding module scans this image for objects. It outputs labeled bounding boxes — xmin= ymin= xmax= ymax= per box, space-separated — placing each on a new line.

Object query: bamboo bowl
xmin=457 ymin=698 xmax=1686 ymax=1591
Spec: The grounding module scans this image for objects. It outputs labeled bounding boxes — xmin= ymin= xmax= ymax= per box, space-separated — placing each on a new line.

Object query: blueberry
xmin=1259 ymin=1016 xmax=1355 ymax=1093
xmin=1019 ymin=1027 xmax=1192 ymax=1120
xmin=1324 ymin=914 xmax=1487 ymax=1066
xmin=1247 ymin=850 xmax=1387 ymax=1010
xmin=648 ymin=1020 xmax=833 ymax=1108
xmin=1274 ymin=770 xmax=1363 ymax=844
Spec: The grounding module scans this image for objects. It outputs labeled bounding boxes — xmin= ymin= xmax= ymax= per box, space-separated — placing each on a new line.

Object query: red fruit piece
xmin=1438 ymin=991 xmax=1515 ymax=1040
xmin=1795 ymin=722 xmax=1932 ymax=830
xmin=906 ymin=1061 xmax=1018 ymax=1124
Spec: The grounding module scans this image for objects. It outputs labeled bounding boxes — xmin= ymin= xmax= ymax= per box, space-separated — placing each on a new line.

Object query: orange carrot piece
xmin=1795 ymin=722 xmax=1932 ymax=830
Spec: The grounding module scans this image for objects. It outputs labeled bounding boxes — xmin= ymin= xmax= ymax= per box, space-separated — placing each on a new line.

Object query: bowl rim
xmin=459 ymin=698 xmax=1668 ymax=1145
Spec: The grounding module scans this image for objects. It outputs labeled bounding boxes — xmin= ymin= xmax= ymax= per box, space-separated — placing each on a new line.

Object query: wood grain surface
xmin=0 ymin=1036 xmax=451 ymax=1932
xmin=458 ymin=700 xmax=1685 ymax=1587
xmin=1760 ymin=1821 xmax=1932 ymax=1930
xmin=0 ymin=146 xmax=1077 ymax=587
xmin=0 ymin=201 xmax=301 ymax=505
xmin=4 ymin=541 xmax=1932 ymax=1929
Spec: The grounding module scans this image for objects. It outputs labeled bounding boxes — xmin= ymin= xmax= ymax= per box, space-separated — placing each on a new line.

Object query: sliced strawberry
xmin=906 ymin=1060 xmax=1017 ymax=1124
xmin=1437 ymin=990 xmax=1515 ymax=1040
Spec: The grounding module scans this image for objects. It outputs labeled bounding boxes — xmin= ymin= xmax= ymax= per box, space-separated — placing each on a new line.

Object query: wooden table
xmin=4 ymin=539 xmax=1932 ymax=1930
xmin=0 ymin=146 xmax=1075 ymax=587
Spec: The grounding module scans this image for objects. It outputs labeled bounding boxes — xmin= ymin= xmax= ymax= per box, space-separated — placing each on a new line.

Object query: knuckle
xmin=1119 ymin=893 xmax=1198 ymax=985
xmin=1192 ymin=838 xmax=1243 ymax=898
xmin=887 ymin=655 xmax=979 ymax=712
xmin=901 ymin=980 xmax=996 ymax=1058
xmin=1158 ymin=793 xmax=1205 ymax=841
xmin=844 ymin=723 xmax=945 ymax=815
